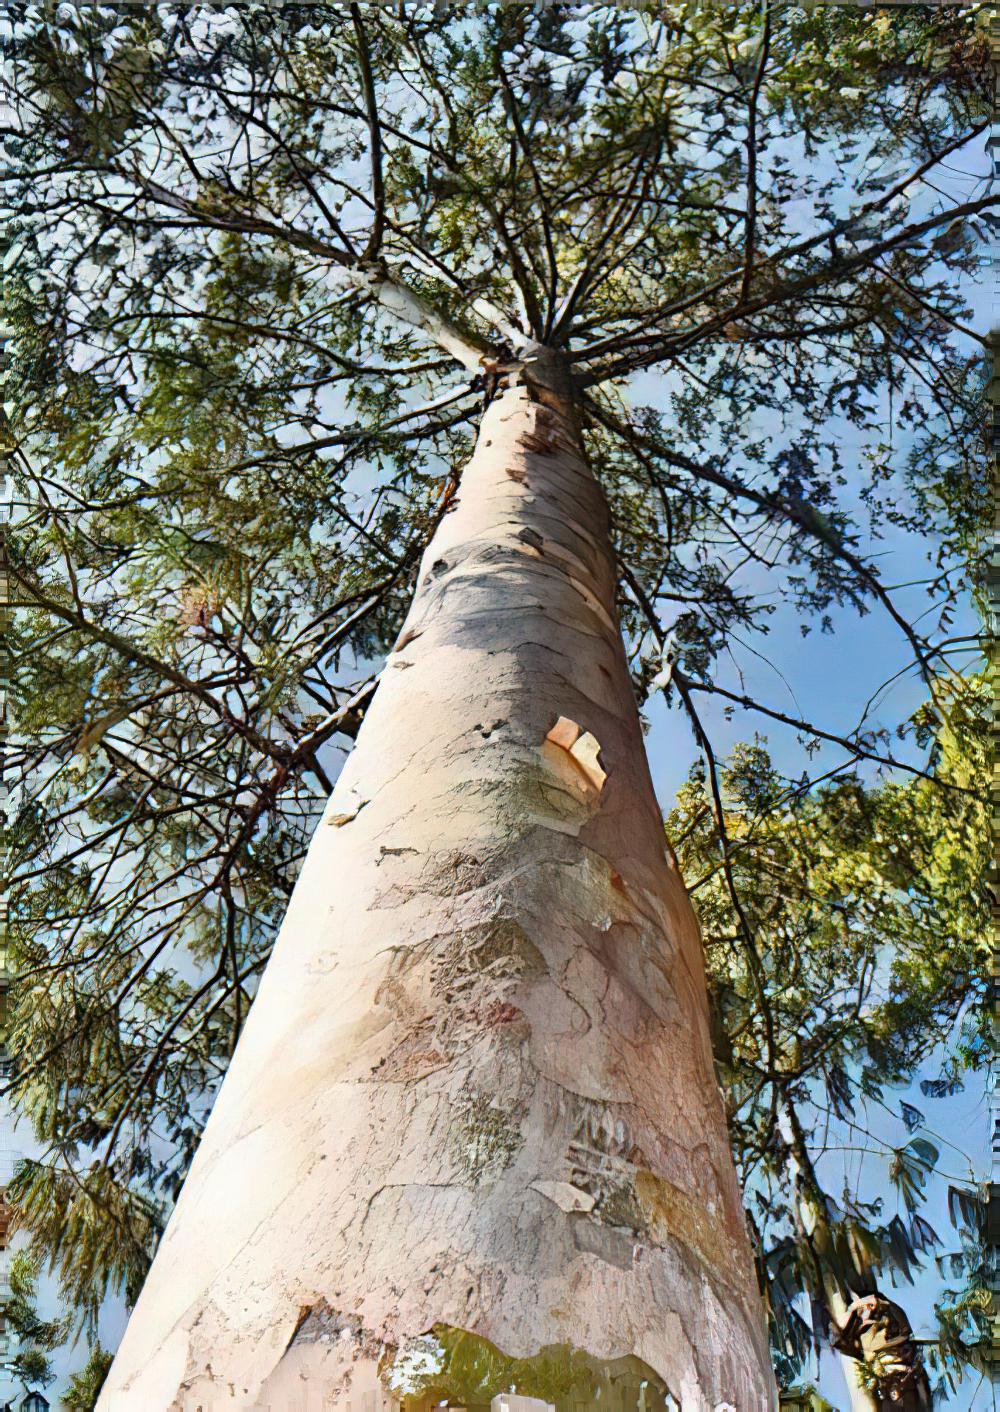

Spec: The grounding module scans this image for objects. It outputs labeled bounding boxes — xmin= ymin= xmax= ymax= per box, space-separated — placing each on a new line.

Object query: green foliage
xmin=6 ymin=1163 xmax=161 ymax=1336
xmin=669 ymin=678 xmax=988 ymax=1385
xmin=61 ymin=1344 xmax=113 ymax=1412
xmin=0 ymin=1250 xmax=66 ymax=1392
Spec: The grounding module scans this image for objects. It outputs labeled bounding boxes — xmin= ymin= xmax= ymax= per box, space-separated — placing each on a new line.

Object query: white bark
xmin=346 ymin=266 xmax=490 ymax=371
xmin=98 ymin=350 xmax=775 ymax=1411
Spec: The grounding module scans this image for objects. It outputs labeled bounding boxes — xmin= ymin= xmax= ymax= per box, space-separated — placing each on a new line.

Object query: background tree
xmin=0 ymin=0 xmax=990 ymax=1399
xmin=669 ymin=677 xmax=988 ymax=1404
xmin=0 ymin=1249 xmax=65 ymax=1397
xmin=60 ymin=1345 xmax=113 ymax=1412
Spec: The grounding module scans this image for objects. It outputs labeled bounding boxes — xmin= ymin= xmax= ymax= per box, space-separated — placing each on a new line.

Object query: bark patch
xmin=392 ymin=625 xmax=423 ymax=653
xmin=530 ymin=1179 xmax=595 ymax=1214
xmin=572 ymin=1219 xmax=634 ymax=1269
xmin=371 ymin=1023 xmax=449 ymax=1083
xmin=634 ymin=1168 xmax=734 ymax=1275
xmin=520 ymin=430 xmax=560 ymax=455
xmin=326 ymin=791 xmax=368 ymax=827
xmin=434 ymin=917 xmax=546 ymax=1002
xmin=545 ymin=716 xmax=607 ymax=792
xmin=565 ymin=1101 xmax=650 ymax=1231
xmin=450 ymin=1092 xmax=524 ymax=1185
xmin=287 ymin=1302 xmax=377 ymax=1351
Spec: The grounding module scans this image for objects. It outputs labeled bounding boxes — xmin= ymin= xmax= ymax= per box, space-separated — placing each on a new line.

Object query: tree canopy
xmin=0 ymin=0 xmax=990 ymax=1387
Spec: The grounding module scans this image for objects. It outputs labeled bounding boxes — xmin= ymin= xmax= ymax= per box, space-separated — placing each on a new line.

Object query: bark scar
xmin=545 ymin=716 xmax=607 ymax=792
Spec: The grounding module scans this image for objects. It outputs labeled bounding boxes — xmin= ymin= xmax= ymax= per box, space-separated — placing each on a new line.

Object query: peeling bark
xmin=98 ymin=349 xmax=775 ymax=1410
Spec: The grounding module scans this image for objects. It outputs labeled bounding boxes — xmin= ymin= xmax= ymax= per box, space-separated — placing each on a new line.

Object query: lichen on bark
xmin=381 ymin=1325 xmax=681 ymax=1409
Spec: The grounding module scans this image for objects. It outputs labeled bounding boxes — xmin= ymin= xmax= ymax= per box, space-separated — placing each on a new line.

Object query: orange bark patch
xmin=545 ymin=716 xmax=607 ymax=792
xmin=477 ymin=1000 xmax=523 ymax=1027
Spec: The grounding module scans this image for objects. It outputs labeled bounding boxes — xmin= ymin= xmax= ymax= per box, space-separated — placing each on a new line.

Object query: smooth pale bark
xmin=98 ymin=350 xmax=775 ymax=1411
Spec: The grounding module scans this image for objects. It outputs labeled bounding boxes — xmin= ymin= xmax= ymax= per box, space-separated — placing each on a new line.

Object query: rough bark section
xmin=98 ymin=356 xmax=776 ymax=1411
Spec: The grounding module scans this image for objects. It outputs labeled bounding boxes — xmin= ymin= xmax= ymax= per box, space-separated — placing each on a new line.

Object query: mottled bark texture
xmin=99 ymin=350 xmax=775 ymax=1410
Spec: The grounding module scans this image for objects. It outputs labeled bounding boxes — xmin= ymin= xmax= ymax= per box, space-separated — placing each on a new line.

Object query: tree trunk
xmin=779 ymin=1104 xmax=878 ymax=1412
xmin=826 ymin=1289 xmax=880 ymax=1412
xmin=98 ymin=348 xmax=775 ymax=1411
